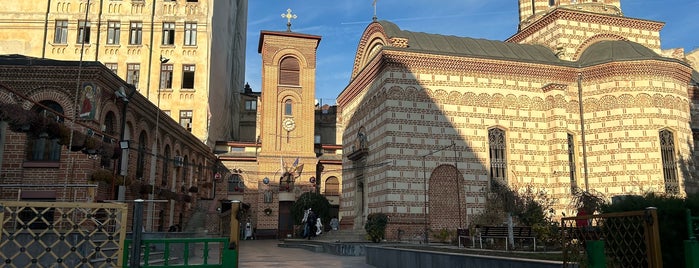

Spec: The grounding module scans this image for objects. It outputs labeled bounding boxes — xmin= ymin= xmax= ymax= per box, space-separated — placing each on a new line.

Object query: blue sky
xmin=245 ymin=1 xmax=699 ymax=105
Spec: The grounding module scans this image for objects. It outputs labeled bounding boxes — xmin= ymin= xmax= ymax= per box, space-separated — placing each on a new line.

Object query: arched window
xmin=27 ymin=101 xmax=63 ymax=161
xmin=136 ymin=131 xmax=147 ymax=179
xmin=324 ymin=176 xmax=339 ymax=196
xmin=284 ymin=99 xmax=293 ymax=116
xmin=162 ymin=145 xmax=171 ymax=186
xmin=659 ymin=130 xmax=679 ymax=194
xmin=488 ymin=128 xmax=507 ymax=189
xmin=279 ymin=57 xmax=300 ymax=86
xmin=104 ymin=111 xmax=117 ymax=135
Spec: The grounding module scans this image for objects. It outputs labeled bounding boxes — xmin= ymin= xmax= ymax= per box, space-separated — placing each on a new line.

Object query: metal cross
xmin=373 ymin=0 xmax=378 ymax=21
xmin=281 ymin=8 xmax=297 ymax=32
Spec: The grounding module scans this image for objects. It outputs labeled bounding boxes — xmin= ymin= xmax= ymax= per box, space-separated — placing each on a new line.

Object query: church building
xmin=338 ymin=0 xmax=699 ymax=240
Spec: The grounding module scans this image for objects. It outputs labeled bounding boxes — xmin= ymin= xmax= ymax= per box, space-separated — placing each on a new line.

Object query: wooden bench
xmin=457 ymin=228 xmax=475 ymax=248
xmin=254 ymin=229 xmax=278 ymax=240
xmin=477 ymin=226 xmax=536 ymax=251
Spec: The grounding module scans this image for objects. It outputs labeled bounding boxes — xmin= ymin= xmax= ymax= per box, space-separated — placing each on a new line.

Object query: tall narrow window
xmin=184 ymin=22 xmax=197 ymax=46
xmin=77 ymin=21 xmax=91 ymax=44
xmin=180 ymin=110 xmax=193 ymax=131
xmin=549 ymin=0 xmax=556 ymax=6
xmin=284 ymin=99 xmax=292 ymax=115
xmin=160 ymin=64 xmax=173 ymax=89
xmin=136 ymin=131 xmax=147 ymax=179
xmin=107 ymin=21 xmax=121 ymax=44
xmin=26 ymin=101 xmax=63 ymax=162
xmin=488 ymin=128 xmax=507 ymax=189
xmin=660 ymin=130 xmax=679 ymax=194
xmin=162 ymin=146 xmax=171 ymax=186
xmin=182 ymin=65 xmax=195 ymax=89
xmin=279 ymin=57 xmax=300 ymax=86
xmin=162 ymin=22 xmax=175 ymax=45
xmin=228 ymin=174 xmax=243 ymax=192
xmin=105 ymin=63 xmax=118 ymax=74
xmin=127 ymin=63 xmax=140 ymax=88
xmin=54 ymin=20 xmax=68 ymax=44
xmin=567 ymin=133 xmax=577 ymax=192
xmin=129 ymin=22 xmax=143 ymax=45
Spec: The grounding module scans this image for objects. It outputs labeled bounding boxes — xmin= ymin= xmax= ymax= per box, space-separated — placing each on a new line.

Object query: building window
xmin=186 ymin=0 xmax=198 ymax=2
xmin=324 ymin=176 xmax=339 ymax=196
xmin=136 ymin=131 xmax=147 ymax=179
xmin=26 ymin=101 xmax=63 ymax=162
xmin=279 ymin=57 xmax=300 ymax=86
xmin=284 ymin=99 xmax=292 ymax=115
xmin=245 ymin=100 xmax=257 ymax=111
xmin=162 ymin=22 xmax=175 ymax=45
xmin=127 ymin=63 xmax=140 ymax=88
xmin=182 ymin=65 xmax=195 ymax=89
xmin=660 ymin=130 xmax=679 ymax=194
xmin=77 ymin=21 xmax=91 ymax=44
xmin=129 ymin=22 xmax=143 ymax=45
xmin=160 ymin=64 xmax=173 ymax=89
xmin=180 ymin=110 xmax=192 ymax=131
xmin=567 ymin=133 xmax=577 ymax=192
xmin=488 ymin=128 xmax=507 ymax=189
xmin=184 ymin=23 xmax=197 ymax=46
xmin=54 ymin=20 xmax=68 ymax=44
xmin=162 ymin=146 xmax=171 ymax=186
xmin=105 ymin=63 xmax=118 ymax=74
xmin=228 ymin=174 xmax=243 ymax=192
xmin=107 ymin=21 xmax=121 ymax=44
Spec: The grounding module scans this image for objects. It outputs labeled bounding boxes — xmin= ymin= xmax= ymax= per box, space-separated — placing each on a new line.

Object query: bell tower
xmin=254 ymin=9 xmax=322 ymax=237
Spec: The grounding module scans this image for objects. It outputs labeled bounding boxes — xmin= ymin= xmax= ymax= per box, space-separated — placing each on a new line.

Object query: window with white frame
xmin=160 ymin=64 xmax=173 ymax=89
xmin=182 ymin=65 xmax=195 ymax=89
xmin=77 ymin=21 xmax=91 ymax=44
xmin=129 ymin=22 xmax=143 ymax=45
xmin=105 ymin=63 xmax=118 ymax=74
xmin=126 ymin=63 xmax=140 ymax=88
xmin=107 ymin=21 xmax=121 ymax=44
xmin=180 ymin=110 xmax=193 ymax=131
xmin=162 ymin=22 xmax=175 ymax=45
xmin=184 ymin=22 xmax=197 ymax=46
xmin=54 ymin=20 xmax=68 ymax=44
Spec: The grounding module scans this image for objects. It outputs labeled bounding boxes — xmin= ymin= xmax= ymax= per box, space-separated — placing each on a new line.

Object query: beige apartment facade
xmin=339 ymin=0 xmax=699 ymax=240
xmin=0 ymin=0 xmax=247 ymax=145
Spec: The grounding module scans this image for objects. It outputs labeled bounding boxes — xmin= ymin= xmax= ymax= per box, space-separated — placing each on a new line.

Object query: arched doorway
xmin=428 ymin=164 xmax=464 ymax=231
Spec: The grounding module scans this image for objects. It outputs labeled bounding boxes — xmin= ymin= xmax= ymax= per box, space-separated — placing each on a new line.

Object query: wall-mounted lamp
xmin=119 ymin=140 xmax=130 ymax=150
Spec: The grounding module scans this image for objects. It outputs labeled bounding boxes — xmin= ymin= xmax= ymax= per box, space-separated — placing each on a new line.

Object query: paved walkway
xmin=239 ymin=239 xmax=375 ymax=268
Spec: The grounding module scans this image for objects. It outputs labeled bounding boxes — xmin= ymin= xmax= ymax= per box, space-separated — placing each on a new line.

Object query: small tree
xmin=290 ymin=192 xmax=331 ymax=225
xmin=364 ymin=213 xmax=388 ymax=242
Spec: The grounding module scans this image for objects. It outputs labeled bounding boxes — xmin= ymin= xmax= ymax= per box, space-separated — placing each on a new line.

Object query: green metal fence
xmin=122 ymin=237 xmax=236 ymax=268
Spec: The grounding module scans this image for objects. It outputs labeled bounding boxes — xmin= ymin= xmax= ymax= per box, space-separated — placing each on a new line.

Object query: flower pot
xmin=69 ymin=132 xmax=86 ymax=151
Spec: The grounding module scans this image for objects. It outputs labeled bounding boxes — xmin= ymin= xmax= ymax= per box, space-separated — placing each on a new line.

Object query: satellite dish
xmin=263 ymin=177 xmax=270 ymax=184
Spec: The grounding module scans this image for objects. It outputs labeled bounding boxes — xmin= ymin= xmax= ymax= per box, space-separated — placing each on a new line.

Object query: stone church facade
xmin=338 ymin=0 xmax=699 ymax=240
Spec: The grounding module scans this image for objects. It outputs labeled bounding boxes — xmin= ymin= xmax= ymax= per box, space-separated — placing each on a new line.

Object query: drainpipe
xmin=94 ymin=0 xmax=104 ymax=60
xmin=41 ymin=0 xmax=52 ymax=58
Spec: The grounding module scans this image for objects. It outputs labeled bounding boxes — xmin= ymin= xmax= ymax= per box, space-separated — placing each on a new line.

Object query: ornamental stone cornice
xmin=507 ymin=8 xmax=664 ymax=44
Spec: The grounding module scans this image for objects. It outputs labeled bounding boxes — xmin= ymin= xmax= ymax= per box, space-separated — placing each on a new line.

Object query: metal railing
xmin=122 ymin=237 xmax=230 ymax=267
xmin=0 ymin=201 xmax=128 ymax=267
xmin=561 ymin=208 xmax=662 ymax=268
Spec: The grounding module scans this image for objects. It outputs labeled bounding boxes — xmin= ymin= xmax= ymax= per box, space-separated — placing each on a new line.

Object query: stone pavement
xmin=239 ymin=239 xmax=375 ymax=268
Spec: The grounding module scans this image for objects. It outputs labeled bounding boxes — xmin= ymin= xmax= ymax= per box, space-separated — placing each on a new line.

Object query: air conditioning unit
xmin=174 ymin=156 xmax=184 ymax=167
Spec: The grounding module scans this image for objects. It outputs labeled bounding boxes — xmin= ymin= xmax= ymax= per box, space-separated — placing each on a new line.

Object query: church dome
xmin=577 ymin=40 xmax=664 ymax=66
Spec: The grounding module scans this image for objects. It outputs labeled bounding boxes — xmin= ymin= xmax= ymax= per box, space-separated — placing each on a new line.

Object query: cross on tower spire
xmin=281 ymin=8 xmax=297 ymax=32
xmin=372 ymin=0 xmax=378 ymax=21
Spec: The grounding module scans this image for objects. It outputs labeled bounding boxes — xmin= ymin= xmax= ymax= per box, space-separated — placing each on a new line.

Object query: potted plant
xmin=83 ymin=135 xmax=101 ymax=155
xmin=264 ymin=208 xmax=273 ymax=216
xmin=100 ymin=142 xmax=116 ymax=160
xmin=0 ymin=103 xmax=34 ymax=132
xmin=69 ymin=131 xmax=86 ymax=151
xmin=91 ymin=168 xmax=115 ymax=184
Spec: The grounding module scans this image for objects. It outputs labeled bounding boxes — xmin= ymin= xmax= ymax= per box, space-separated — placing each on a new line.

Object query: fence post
xmin=645 ymin=207 xmax=662 ymax=268
xmin=586 ymin=240 xmax=606 ymax=268
xmin=222 ymin=200 xmax=240 ymax=268
xmin=129 ymin=199 xmax=144 ymax=268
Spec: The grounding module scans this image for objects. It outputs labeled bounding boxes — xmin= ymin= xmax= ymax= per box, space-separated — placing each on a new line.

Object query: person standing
xmin=306 ymin=209 xmax=317 ymax=240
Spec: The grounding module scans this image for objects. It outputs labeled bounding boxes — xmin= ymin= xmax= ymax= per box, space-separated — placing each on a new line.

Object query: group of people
xmin=302 ymin=208 xmax=323 ymax=239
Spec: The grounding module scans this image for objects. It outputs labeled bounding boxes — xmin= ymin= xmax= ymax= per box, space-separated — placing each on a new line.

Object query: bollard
xmin=686 ymin=240 xmax=699 ymax=268
xmin=586 ymin=240 xmax=606 ymax=268
xmin=129 ymin=199 xmax=145 ymax=268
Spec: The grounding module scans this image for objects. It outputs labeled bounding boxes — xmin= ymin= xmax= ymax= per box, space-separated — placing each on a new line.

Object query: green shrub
xmin=364 ymin=213 xmax=388 ymax=242
xmin=290 ymin=192 xmax=331 ymax=225
xmin=431 ymin=228 xmax=455 ymax=244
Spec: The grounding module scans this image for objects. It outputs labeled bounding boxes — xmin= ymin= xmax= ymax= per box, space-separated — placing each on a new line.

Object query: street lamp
xmin=117 ymin=86 xmax=136 ymax=200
